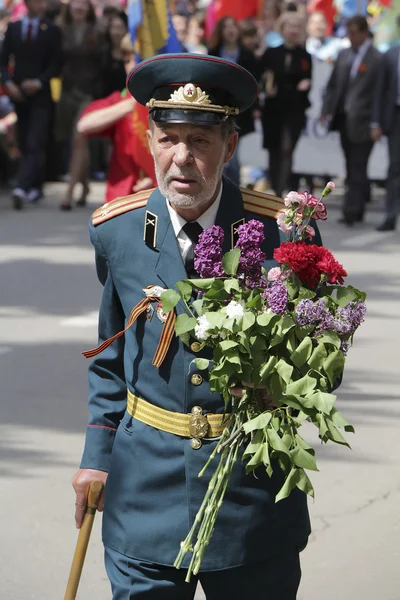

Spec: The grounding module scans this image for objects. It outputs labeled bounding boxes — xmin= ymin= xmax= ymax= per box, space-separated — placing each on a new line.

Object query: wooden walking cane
xmin=64 ymin=481 xmax=104 ymax=600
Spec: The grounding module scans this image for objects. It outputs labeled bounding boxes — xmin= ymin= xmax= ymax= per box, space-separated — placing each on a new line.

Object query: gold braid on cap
xmin=146 ymin=83 xmax=239 ymax=116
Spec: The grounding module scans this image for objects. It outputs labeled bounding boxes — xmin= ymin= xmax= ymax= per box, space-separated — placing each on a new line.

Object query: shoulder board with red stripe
xmin=92 ymin=188 xmax=155 ymax=226
xmin=240 ymin=187 xmax=285 ymax=219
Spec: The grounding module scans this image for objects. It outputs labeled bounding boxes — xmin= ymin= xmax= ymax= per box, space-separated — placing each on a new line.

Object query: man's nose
xmin=173 ymin=142 xmax=193 ymax=167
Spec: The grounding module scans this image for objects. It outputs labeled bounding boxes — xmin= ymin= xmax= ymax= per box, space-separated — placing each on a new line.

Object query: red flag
xmin=131 ymin=102 xmax=156 ymax=180
xmin=210 ymin=0 xmax=261 ymax=24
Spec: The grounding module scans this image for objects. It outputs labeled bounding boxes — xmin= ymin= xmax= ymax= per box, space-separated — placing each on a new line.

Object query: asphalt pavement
xmin=0 ymin=182 xmax=399 ymax=600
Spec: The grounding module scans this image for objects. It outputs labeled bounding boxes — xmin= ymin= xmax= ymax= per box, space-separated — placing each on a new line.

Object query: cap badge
xmin=169 ymin=84 xmax=212 ymax=106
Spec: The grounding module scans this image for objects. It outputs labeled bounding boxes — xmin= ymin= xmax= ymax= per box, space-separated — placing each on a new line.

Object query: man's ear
xmin=223 ymin=132 xmax=239 ymax=164
xmin=146 ymin=129 xmax=154 ymax=157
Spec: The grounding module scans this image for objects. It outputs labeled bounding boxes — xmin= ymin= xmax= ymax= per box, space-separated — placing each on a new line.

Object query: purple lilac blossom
xmin=194 ymin=226 xmax=225 ymax=278
xmin=263 ymin=281 xmax=288 ymax=314
xmin=335 ymin=301 xmax=367 ymax=334
xmin=295 ymin=299 xmax=332 ymax=327
xmin=340 ymin=340 xmax=351 ymax=356
xmin=235 ymin=220 xmax=267 ymax=289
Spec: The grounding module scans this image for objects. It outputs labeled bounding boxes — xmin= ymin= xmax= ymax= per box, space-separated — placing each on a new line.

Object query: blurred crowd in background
xmin=0 ymin=0 xmax=399 ymax=230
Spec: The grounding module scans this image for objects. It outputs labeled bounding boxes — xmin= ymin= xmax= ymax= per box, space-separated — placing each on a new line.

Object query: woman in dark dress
xmin=259 ymin=11 xmax=312 ymax=197
xmin=208 ymin=16 xmax=260 ymax=185
xmin=102 ymin=11 xmax=128 ymax=97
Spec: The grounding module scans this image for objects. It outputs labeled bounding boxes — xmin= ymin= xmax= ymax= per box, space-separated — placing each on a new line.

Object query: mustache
xmin=165 ymin=168 xmax=202 ymax=183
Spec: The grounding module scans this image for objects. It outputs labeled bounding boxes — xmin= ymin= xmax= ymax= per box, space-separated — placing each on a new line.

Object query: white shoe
xmin=26 ymin=189 xmax=43 ymax=204
xmin=12 ymin=188 xmax=26 ymax=210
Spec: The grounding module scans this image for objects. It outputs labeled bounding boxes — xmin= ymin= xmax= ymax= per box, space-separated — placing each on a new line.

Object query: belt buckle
xmin=189 ymin=406 xmax=209 ymax=449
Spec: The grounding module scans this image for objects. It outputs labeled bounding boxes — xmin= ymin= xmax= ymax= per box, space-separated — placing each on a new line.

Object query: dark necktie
xmin=25 ymin=21 xmax=33 ymax=44
xmin=182 ymin=221 xmax=203 ymax=278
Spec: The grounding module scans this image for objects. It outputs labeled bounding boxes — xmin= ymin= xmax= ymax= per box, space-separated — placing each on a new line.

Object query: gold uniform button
xmin=190 ymin=342 xmax=201 ymax=353
xmin=190 ymin=373 xmax=203 ymax=386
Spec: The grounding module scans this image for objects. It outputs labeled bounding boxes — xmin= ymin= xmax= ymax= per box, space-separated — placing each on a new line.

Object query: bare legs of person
xmin=60 ymin=132 xmax=90 ymax=210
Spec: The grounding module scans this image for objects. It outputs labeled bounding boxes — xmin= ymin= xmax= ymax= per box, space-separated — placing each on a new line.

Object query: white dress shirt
xmin=166 ymin=183 xmax=223 ymax=262
xmin=349 ymin=39 xmax=372 ymax=81
xmin=22 ymin=16 xmax=40 ymax=41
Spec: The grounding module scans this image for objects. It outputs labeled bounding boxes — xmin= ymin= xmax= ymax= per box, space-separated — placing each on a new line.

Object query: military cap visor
xmin=127 ymin=53 xmax=258 ymax=125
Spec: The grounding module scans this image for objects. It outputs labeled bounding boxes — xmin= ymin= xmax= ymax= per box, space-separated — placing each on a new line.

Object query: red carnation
xmin=316 ymin=249 xmax=347 ymax=284
xmin=274 ymin=242 xmax=347 ymax=288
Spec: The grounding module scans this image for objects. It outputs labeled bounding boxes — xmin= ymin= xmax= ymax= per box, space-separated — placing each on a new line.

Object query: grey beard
xmin=155 ymin=159 xmax=225 ymax=209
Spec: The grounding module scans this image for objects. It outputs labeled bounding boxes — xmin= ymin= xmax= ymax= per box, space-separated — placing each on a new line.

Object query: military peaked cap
xmin=127 ymin=53 xmax=258 ymax=125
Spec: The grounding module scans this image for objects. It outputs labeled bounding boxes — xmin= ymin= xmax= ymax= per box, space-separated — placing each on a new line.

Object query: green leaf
xmin=295 ymin=469 xmax=315 ymax=498
xmin=204 ymin=311 xmax=226 ymax=329
xmin=329 ymin=407 xmax=355 ymax=433
xmin=295 ymin=433 xmax=313 ymax=451
xmin=175 ymin=281 xmax=192 ymax=302
xmin=256 ymin=312 xmax=278 ymax=328
xmin=245 ymin=445 xmax=264 ymax=472
xmin=219 ymin=340 xmax=239 ymax=351
xmin=298 ymin=286 xmax=317 ymax=300
xmin=318 ymin=331 xmax=341 ymax=349
xmin=246 ymin=294 xmax=262 ymax=310
xmin=191 ymin=298 xmax=204 ymax=316
xmin=286 ymin=281 xmax=300 ymax=300
xmin=275 ymin=467 xmax=299 ymax=502
xmin=325 ymin=419 xmax=351 ymax=447
xmin=224 ymin=278 xmax=240 ymax=293
xmin=160 ymin=289 xmax=180 ymax=313
xmin=267 ymin=426 xmax=291 ymax=457
xmin=241 ymin=311 xmax=256 ymax=331
xmin=225 ymin=352 xmax=242 ymax=366
xmin=280 ymin=315 xmax=296 ymax=334
xmin=260 ymin=355 xmax=277 ymax=380
xmin=222 ymin=247 xmax=240 ymax=275
xmin=262 ymin=442 xmax=270 ymax=466
xmin=291 ymin=445 xmax=319 ymax=471
xmin=307 ymin=342 xmax=328 ymax=370
xmin=194 ymin=358 xmax=210 ymax=370
xmin=174 ymin=313 xmax=197 ymax=336
xmin=243 ymin=412 xmax=272 ymax=434
xmin=275 ymin=358 xmax=294 ymax=384
xmin=323 ymin=349 xmax=345 ymax=387
xmin=243 ymin=430 xmax=264 ymax=456
xmin=335 ymin=286 xmax=357 ymax=306
xmin=308 ymin=391 xmax=336 ymax=415
xmin=315 ymin=413 xmax=329 ymax=440
xmin=290 ymin=337 xmax=313 ymax=369
xmin=186 ymin=278 xmax=215 ymax=290
xmin=205 ymin=281 xmax=229 ymax=301
xmin=286 ymin=374 xmax=317 ymax=396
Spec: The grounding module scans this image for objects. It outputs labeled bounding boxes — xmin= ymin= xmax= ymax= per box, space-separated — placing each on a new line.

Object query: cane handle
xmin=87 ymin=480 xmax=103 ymax=509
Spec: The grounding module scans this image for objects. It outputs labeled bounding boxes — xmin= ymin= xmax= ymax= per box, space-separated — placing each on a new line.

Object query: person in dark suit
xmin=0 ymin=0 xmax=62 ymax=209
xmin=259 ymin=11 xmax=312 ymax=198
xmin=208 ymin=16 xmax=260 ymax=185
xmin=71 ymin=54 xmax=314 ymax=600
xmin=371 ymin=45 xmax=400 ymax=231
xmin=321 ymin=15 xmax=382 ymax=226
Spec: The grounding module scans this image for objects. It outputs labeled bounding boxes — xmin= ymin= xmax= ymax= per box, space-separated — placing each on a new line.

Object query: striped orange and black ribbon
xmin=82 ymin=296 xmax=176 ymax=368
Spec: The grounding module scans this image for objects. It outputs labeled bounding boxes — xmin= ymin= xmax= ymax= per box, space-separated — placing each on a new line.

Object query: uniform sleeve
xmin=80 ymin=224 xmax=127 ymax=472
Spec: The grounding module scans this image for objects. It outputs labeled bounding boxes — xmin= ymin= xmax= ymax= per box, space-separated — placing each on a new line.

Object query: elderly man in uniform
xmin=72 ymin=54 xmax=316 ymax=600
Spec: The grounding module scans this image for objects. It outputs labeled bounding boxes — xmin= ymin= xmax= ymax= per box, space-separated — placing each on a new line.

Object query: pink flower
xmin=267 ymin=266 xmax=282 ymax=281
xmin=277 ymin=211 xmax=293 ymax=233
xmin=284 ymin=191 xmax=303 ymax=206
xmin=297 ymin=224 xmax=315 ymax=239
xmin=327 ymin=181 xmax=335 ymax=190
xmin=313 ymin=201 xmax=327 ymax=220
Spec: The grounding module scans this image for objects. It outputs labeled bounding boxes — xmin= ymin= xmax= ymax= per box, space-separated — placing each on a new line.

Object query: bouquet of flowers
xmin=160 ymin=183 xmax=366 ymax=581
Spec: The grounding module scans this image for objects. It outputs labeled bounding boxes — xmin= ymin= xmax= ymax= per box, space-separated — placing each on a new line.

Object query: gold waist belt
xmin=127 ymin=390 xmax=229 ymax=449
